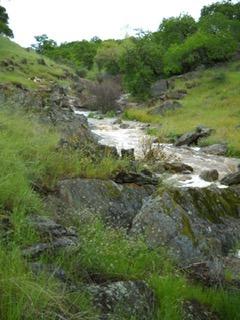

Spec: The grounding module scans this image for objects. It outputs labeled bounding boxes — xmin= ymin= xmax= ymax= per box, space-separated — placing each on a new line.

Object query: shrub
xmin=89 ymin=79 xmax=121 ymax=113
xmin=164 ymin=31 xmax=237 ymax=75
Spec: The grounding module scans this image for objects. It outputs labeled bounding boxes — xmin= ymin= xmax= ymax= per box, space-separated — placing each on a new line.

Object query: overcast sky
xmin=1 ymin=0 xmax=216 ymax=47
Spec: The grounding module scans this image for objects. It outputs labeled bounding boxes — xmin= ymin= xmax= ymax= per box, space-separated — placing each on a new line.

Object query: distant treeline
xmin=32 ymin=1 xmax=240 ymax=99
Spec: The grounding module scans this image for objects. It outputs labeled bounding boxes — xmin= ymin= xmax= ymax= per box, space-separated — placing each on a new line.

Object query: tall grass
xmin=49 ymin=219 xmax=240 ymax=320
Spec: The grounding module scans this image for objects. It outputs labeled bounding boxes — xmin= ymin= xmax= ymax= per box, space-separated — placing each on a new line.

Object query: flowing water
xmin=75 ymin=109 xmax=240 ymax=188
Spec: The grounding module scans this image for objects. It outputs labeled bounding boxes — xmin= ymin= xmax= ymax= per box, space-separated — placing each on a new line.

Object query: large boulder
xmin=175 ymin=126 xmax=213 ymax=147
xmin=150 ymin=79 xmax=169 ymax=97
xmin=131 ymin=185 xmax=240 ymax=265
xmin=48 ymin=178 xmax=155 ymax=228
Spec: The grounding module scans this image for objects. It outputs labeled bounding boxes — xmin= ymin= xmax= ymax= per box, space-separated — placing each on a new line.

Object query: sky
xmin=1 ymin=0 xmax=216 ymax=47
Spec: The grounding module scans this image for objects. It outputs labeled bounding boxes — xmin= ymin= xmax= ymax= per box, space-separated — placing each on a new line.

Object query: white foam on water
xmin=74 ymin=109 xmax=240 ymax=189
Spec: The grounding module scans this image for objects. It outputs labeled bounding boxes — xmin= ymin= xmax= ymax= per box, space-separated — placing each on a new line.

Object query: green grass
xmin=0 ymin=37 xmax=74 ymax=88
xmin=124 ymin=61 xmax=240 ymax=157
xmin=41 ymin=218 xmax=240 ymax=320
xmin=0 ymin=108 xmax=132 ymax=318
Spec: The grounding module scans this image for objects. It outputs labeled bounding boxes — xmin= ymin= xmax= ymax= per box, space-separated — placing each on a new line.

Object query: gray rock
xmin=150 ymin=79 xmax=169 ymax=97
xmin=132 ymin=186 xmax=240 ymax=264
xmin=201 ymin=144 xmax=228 ymax=156
xmin=200 ymin=170 xmax=219 ymax=182
xmin=119 ymin=123 xmax=130 ymax=129
xmin=114 ymin=171 xmax=159 ymax=186
xmin=50 ymin=178 xmax=155 ymax=228
xmin=163 ymin=162 xmax=193 ymax=174
xmin=96 ymin=144 xmax=119 ymax=158
xmin=87 ymin=281 xmax=155 ymax=319
xmin=149 ymin=100 xmax=182 ymax=115
xmin=22 ymin=237 xmax=77 ymax=259
xmin=183 ymin=259 xmax=224 ymax=287
xmin=175 ymin=126 xmax=213 ymax=147
xmin=221 ymin=171 xmax=240 ymax=186
xmin=113 ymin=118 xmax=122 ymax=125
xmin=28 ymin=215 xmax=78 ymax=240
xmin=183 ymin=299 xmax=220 ymax=320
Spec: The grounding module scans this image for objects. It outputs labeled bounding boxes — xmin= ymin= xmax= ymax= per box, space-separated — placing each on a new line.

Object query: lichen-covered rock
xmin=132 ymin=186 xmax=240 ymax=264
xmin=22 ymin=216 xmax=78 ymax=259
xmin=49 ymin=178 xmax=155 ymax=228
xmin=87 ymin=281 xmax=155 ymax=319
xmin=22 ymin=237 xmax=78 ymax=259
xmin=182 ymin=299 xmax=220 ymax=320
xmin=114 ymin=170 xmax=159 ymax=186
xmin=28 ymin=215 xmax=77 ymax=240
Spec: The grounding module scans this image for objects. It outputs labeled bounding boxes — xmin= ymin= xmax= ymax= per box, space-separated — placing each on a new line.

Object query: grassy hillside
xmin=0 ymin=107 xmax=239 ymax=319
xmin=0 ymin=36 xmax=74 ymax=88
xmin=0 ymin=38 xmax=240 ymax=318
xmin=124 ymin=61 xmax=240 ymax=157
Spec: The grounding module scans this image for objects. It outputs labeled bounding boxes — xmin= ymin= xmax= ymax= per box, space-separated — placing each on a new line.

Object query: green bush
xmin=164 ymin=31 xmax=237 ymax=75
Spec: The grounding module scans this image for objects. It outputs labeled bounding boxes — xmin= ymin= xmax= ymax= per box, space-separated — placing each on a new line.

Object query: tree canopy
xmin=0 ymin=5 xmax=13 ymax=38
xmin=30 ymin=1 xmax=240 ymax=99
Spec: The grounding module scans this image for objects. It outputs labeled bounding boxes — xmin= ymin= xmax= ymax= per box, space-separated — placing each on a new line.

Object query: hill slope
xmin=0 ymin=36 xmax=75 ymax=88
xmin=124 ymin=61 xmax=240 ymax=157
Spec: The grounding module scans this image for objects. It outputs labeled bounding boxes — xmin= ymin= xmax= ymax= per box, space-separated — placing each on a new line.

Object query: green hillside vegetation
xmin=33 ymin=1 xmax=240 ymax=99
xmin=124 ymin=61 xmax=240 ymax=156
xmin=0 ymin=107 xmax=239 ymax=319
xmin=1 ymin=1 xmax=240 ymax=318
xmin=0 ymin=37 xmax=74 ymax=88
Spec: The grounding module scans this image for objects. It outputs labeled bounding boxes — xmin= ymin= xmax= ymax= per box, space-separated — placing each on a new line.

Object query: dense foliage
xmin=0 ymin=5 xmax=13 ymax=38
xmin=31 ymin=0 xmax=240 ymax=98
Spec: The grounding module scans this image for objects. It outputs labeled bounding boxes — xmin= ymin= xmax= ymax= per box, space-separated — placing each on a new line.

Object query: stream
xmin=75 ymin=109 xmax=240 ymax=189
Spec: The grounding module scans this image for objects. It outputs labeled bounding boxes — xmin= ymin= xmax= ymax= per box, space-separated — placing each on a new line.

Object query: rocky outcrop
xmin=48 ymin=178 xmax=155 ymax=228
xmin=131 ymin=185 xmax=240 ymax=265
xmin=221 ymin=171 xmax=240 ymax=186
xmin=175 ymin=126 xmax=213 ymax=147
xmin=87 ymin=281 xmax=155 ymax=319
